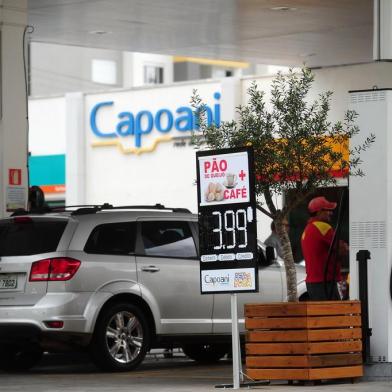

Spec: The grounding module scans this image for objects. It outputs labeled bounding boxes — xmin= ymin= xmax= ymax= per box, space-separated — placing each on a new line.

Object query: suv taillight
xmin=30 ymin=258 xmax=81 ymax=281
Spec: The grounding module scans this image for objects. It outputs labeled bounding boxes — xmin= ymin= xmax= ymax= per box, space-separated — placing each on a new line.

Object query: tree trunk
xmin=275 ymin=219 xmax=298 ymax=302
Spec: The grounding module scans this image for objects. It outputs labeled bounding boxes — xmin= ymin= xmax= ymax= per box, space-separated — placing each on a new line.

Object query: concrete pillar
xmin=0 ymin=0 xmax=28 ymax=217
xmin=374 ymin=0 xmax=392 ymax=60
xmin=65 ymin=92 xmax=85 ymax=205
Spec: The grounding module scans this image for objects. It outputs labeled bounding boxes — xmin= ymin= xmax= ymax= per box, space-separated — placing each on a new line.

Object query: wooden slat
xmin=246 ymin=317 xmax=307 ymax=330
xmin=247 ymin=365 xmax=363 ymax=381
xmin=246 ymin=355 xmax=309 ymax=368
xmin=309 ymin=353 xmax=363 ymax=368
xmin=245 ymin=301 xmax=361 ymax=318
xmin=247 ymin=368 xmax=308 ymax=380
xmin=247 ymin=341 xmax=362 ymax=355
xmin=306 ymin=301 xmax=361 ymax=316
xmin=247 ymin=330 xmax=308 ymax=342
xmin=308 ymin=365 xmax=363 ymax=380
xmin=245 ymin=315 xmax=361 ymax=330
xmin=306 ymin=315 xmax=362 ymax=328
xmin=245 ymin=303 xmax=307 ymax=317
xmin=308 ymin=328 xmax=362 ymax=341
xmin=246 ymin=353 xmax=363 ymax=369
xmin=308 ymin=341 xmax=362 ymax=354
xmin=247 ymin=328 xmax=362 ymax=342
xmin=247 ymin=342 xmax=308 ymax=355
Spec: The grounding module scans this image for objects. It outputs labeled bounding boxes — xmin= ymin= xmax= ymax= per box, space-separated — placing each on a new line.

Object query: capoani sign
xmin=89 ymin=89 xmax=222 ymax=155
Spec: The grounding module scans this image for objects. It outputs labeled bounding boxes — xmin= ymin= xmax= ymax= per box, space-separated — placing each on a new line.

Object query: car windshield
xmin=0 ymin=218 xmax=67 ymax=256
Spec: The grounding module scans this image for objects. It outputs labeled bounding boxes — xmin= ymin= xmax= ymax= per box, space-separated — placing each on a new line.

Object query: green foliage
xmin=192 ymin=67 xmax=374 ymax=219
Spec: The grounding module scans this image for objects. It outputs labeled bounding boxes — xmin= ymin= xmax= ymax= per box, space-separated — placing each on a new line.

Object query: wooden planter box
xmin=245 ymin=300 xmax=363 ymax=381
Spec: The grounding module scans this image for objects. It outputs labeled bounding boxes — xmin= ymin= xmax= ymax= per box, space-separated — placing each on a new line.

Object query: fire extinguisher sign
xmin=8 ymin=169 xmax=22 ymax=186
xmin=6 ymin=168 xmax=26 ymax=212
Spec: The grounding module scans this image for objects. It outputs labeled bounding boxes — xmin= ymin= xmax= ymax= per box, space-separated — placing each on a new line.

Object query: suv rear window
xmin=0 ymin=218 xmax=67 ymax=256
xmin=84 ymin=222 xmax=137 ymax=255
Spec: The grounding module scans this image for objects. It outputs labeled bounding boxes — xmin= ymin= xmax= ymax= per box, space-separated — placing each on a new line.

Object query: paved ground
xmin=0 ymin=351 xmax=390 ymax=392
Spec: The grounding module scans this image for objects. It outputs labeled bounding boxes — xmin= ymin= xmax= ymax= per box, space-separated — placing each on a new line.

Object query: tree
xmin=192 ymin=67 xmax=374 ymax=302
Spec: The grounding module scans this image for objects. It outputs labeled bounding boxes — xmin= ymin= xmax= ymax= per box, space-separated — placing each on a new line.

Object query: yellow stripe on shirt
xmin=312 ymin=221 xmax=332 ymax=236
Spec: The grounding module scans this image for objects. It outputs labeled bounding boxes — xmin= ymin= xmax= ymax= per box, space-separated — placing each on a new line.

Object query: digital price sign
xmin=196 ymin=146 xmax=258 ymax=294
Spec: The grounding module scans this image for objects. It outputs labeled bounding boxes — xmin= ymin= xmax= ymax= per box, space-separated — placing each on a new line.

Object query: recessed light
xmin=300 ymin=53 xmax=316 ymax=58
xmin=270 ymin=6 xmax=297 ymax=11
xmin=88 ymin=30 xmax=112 ymax=35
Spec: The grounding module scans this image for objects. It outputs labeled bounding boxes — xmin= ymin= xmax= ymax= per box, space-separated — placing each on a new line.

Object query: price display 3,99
xmin=196 ymin=146 xmax=258 ymax=294
xmin=200 ymin=207 xmax=254 ymax=262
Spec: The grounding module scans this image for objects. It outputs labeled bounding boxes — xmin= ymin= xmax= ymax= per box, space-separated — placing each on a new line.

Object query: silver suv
xmin=0 ymin=204 xmax=306 ymax=372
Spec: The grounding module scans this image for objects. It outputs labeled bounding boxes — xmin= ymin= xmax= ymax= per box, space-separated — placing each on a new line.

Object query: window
xmin=141 ymin=221 xmax=197 ymax=258
xmin=0 ymin=219 xmax=67 ymax=256
xmin=91 ymin=59 xmax=117 ymax=85
xmin=84 ymin=222 xmax=136 ymax=255
xmin=143 ymin=65 xmax=164 ymax=85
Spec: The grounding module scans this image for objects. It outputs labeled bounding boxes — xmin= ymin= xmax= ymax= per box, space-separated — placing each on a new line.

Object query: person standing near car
xmin=264 ymin=219 xmax=289 ymax=259
xmin=301 ymin=196 xmax=349 ymax=300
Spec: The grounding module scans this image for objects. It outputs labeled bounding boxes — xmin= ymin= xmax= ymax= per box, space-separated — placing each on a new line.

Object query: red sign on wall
xmin=9 ymin=169 xmax=22 ymax=186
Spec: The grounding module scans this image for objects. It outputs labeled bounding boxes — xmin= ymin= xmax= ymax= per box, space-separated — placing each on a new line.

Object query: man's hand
xmin=338 ymin=240 xmax=349 ymax=255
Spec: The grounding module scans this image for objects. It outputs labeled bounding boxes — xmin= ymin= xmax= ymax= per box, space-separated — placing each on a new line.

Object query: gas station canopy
xmin=28 ymin=0 xmax=373 ymax=68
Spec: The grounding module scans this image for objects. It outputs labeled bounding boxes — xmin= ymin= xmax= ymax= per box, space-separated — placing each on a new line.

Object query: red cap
xmin=308 ymin=196 xmax=337 ymax=213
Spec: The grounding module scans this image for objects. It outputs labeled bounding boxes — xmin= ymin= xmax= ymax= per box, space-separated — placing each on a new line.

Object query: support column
xmin=374 ymin=0 xmax=392 ymax=60
xmin=0 ymin=0 xmax=28 ymax=217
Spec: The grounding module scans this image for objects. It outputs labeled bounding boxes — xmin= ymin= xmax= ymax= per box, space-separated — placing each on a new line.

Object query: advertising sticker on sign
xmin=198 ymin=151 xmax=250 ymax=206
xmin=201 ymin=268 xmax=256 ymax=293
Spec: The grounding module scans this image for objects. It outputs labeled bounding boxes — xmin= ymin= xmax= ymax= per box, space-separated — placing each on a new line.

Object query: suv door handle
xmin=141 ymin=266 xmax=160 ymax=272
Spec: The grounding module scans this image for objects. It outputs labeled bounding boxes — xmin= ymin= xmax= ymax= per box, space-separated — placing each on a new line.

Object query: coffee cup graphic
xmin=225 ymin=173 xmax=237 ymax=188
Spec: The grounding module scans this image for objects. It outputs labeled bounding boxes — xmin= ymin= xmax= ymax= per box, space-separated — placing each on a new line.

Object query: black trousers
xmin=306 ymin=282 xmax=341 ymax=301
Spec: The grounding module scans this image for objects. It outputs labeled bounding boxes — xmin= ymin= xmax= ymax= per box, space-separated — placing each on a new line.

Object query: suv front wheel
xmin=89 ymin=303 xmax=150 ymax=372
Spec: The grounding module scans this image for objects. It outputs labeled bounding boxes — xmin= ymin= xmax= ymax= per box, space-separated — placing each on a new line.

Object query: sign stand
xmin=215 ymin=294 xmax=270 ymax=390
xmin=231 ymin=293 xmax=240 ymax=389
xmin=196 ymin=147 xmax=269 ymax=389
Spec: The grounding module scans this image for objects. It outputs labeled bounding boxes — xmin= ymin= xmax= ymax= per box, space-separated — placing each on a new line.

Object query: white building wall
xmin=84 ymin=80 xmax=226 ymax=212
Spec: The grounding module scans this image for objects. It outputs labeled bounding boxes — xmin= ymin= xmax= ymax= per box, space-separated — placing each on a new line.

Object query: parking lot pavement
xmin=0 ymin=352 xmax=391 ymax=392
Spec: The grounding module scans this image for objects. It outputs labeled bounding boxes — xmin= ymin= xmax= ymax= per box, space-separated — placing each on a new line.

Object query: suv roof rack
xmin=16 ymin=203 xmax=192 ymax=216
xmin=68 ymin=203 xmax=192 ymax=215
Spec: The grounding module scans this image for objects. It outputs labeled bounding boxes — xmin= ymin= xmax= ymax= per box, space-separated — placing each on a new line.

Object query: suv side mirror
xmin=265 ymin=246 xmax=276 ymax=265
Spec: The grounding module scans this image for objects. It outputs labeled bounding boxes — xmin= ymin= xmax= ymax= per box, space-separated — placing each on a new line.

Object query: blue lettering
xmin=214 ymin=92 xmax=221 ymax=126
xmin=90 ymin=101 xmax=116 ymax=138
xmin=90 ymin=91 xmax=222 ymax=148
xmin=175 ymin=107 xmax=193 ymax=131
xmin=192 ymin=104 xmax=217 ymax=130
xmin=135 ymin=111 xmax=153 ymax=147
xmin=193 ymin=105 xmax=213 ymax=130
xmin=116 ymin=112 xmax=134 ymax=136
xmin=155 ymin=109 xmax=173 ymax=133
xmin=205 ymin=106 xmax=213 ymax=126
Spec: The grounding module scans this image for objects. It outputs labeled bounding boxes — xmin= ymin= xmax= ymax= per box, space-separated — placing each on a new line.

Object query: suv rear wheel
xmin=89 ymin=303 xmax=150 ymax=372
xmin=182 ymin=343 xmax=228 ymax=363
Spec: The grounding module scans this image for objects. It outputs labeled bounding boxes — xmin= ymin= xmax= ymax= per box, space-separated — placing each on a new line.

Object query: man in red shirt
xmin=301 ymin=196 xmax=348 ymax=300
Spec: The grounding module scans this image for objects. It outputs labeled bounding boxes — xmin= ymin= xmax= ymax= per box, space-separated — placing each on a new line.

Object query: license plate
xmin=0 ymin=274 xmax=17 ymax=289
